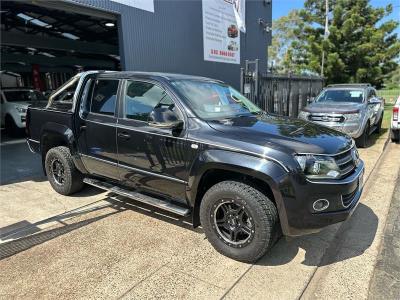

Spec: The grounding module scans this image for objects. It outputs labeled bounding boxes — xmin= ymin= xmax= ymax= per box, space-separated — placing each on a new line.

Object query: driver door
xmin=116 ymin=79 xmax=189 ymax=203
xmin=367 ymin=88 xmax=381 ymax=125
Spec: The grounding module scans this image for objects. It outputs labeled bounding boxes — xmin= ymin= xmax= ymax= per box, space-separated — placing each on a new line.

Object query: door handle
xmin=118 ymin=132 xmax=131 ymax=140
xmin=80 ymin=125 xmax=87 ymax=132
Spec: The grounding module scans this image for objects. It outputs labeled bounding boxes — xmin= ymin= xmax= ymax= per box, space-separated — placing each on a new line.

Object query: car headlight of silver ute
xmin=16 ymin=106 xmax=27 ymax=113
xmin=295 ymin=154 xmax=341 ymax=179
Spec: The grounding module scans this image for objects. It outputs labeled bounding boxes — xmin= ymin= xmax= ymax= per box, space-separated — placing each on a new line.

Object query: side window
xmin=90 ymin=79 xmax=119 ymax=116
xmin=123 ymin=81 xmax=175 ymax=121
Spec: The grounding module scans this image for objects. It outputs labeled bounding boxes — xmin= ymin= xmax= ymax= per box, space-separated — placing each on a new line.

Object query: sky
xmin=273 ymin=0 xmax=400 ymax=35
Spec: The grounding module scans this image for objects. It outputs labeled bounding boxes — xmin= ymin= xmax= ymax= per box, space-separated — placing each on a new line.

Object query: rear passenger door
xmin=78 ymin=78 xmax=120 ymax=180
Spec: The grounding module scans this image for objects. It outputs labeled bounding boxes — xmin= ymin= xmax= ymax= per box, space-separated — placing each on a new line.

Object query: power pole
xmin=321 ymin=0 xmax=329 ymax=77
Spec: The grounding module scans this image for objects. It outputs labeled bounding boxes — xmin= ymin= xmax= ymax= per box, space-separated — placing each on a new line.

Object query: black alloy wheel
xmin=212 ymin=200 xmax=255 ymax=247
xmin=51 ymin=158 xmax=66 ymax=185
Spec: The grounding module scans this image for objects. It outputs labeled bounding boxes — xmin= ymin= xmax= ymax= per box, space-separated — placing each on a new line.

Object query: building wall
xmin=70 ymin=0 xmax=272 ymax=88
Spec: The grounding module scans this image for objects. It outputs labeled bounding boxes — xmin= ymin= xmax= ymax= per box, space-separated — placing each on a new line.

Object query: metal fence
xmin=241 ymin=60 xmax=324 ymax=117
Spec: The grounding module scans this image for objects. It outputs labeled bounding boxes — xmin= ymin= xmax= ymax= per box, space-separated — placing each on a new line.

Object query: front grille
xmin=334 ymin=148 xmax=356 ymax=178
xmin=342 ymin=182 xmax=359 ymax=207
xmin=309 ymin=114 xmax=345 ymax=123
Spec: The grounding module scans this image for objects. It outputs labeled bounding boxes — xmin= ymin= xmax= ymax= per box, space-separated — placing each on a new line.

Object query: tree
xmin=296 ymin=0 xmax=400 ymax=87
xmin=268 ymin=10 xmax=309 ymax=74
xmin=383 ymin=65 xmax=400 ymax=89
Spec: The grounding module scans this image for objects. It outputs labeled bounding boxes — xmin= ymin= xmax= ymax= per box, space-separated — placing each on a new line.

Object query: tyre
xmin=391 ymin=130 xmax=400 ymax=143
xmin=200 ymin=181 xmax=279 ymax=263
xmin=45 ymin=146 xmax=84 ymax=195
xmin=5 ymin=115 xmax=21 ymax=137
xmin=375 ymin=115 xmax=383 ymax=134
xmin=356 ymin=122 xmax=369 ymax=148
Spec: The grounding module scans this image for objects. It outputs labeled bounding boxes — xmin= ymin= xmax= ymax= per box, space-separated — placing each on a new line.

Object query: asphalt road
xmin=0 ymin=131 xmax=399 ymax=299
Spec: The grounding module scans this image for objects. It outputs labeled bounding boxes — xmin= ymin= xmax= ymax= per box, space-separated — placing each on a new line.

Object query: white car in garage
xmin=391 ymin=95 xmax=400 ymax=142
xmin=1 ymin=88 xmax=47 ymax=135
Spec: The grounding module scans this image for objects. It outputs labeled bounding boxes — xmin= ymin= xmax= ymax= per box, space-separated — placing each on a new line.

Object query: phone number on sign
xmin=210 ymin=49 xmax=235 ymax=57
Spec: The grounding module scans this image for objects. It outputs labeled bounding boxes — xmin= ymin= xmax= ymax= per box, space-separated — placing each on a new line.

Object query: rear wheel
xmin=391 ymin=130 xmax=399 ymax=143
xmin=200 ymin=181 xmax=280 ymax=263
xmin=356 ymin=122 xmax=369 ymax=148
xmin=45 ymin=146 xmax=84 ymax=195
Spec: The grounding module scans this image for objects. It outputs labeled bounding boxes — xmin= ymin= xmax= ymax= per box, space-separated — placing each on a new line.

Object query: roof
xmin=326 ymin=83 xmax=371 ymax=88
xmin=96 ymin=71 xmax=221 ymax=82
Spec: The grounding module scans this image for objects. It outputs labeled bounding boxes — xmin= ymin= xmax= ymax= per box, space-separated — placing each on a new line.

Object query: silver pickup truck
xmin=298 ymin=84 xmax=384 ymax=148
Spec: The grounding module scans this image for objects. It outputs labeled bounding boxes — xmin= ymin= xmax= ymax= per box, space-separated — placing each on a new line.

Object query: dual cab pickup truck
xmin=27 ymin=71 xmax=364 ymax=262
xmin=298 ymin=84 xmax=384 ymax=148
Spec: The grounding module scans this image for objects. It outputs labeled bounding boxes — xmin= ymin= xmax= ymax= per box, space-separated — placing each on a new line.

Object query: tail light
xmin=393 ymin=107 xmax=399 ymax=121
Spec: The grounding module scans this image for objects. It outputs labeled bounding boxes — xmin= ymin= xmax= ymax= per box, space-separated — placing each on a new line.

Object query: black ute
xmin=27 ymin=71 xmax=365 ymax=262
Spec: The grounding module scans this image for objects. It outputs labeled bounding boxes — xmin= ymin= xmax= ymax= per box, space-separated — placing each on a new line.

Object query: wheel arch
xmin=40 ymin=122 xmax=86 ymax=175
xmin=188 ymin=150 xmax=289 ymax=228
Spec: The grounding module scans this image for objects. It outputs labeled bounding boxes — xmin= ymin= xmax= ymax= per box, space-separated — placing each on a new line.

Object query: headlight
xmin=298 ymin=111 xmax=310 ymax=120
xmin=345 ymin=113 xmax=360 ymax=121
xmin=295 ymin=154 xmax=341 ymax=179
xmin=16 ymin=106 xmax=27 ymax=113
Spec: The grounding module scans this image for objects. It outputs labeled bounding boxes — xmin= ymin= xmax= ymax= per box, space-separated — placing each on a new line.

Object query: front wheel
xmin=5 ymin=115 xmax=21 ymax=137
xmin=356 ymin=122 xmax=369 ymax=148
xmin=375 ymin=115 xmax=383 ymax=134
xmin=45 ymin=146 xmax=84 ymax=195
xmin=200 ymin=181 xmax=279 ymax=263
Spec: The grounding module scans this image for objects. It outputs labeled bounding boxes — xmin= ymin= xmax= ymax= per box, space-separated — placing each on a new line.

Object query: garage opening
xmin=1 ymin=0 xmax=120 ymax=93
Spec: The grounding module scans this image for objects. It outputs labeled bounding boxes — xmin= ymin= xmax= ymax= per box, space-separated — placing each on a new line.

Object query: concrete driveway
xmin=0 ymin=131 xmax=399 ymax=299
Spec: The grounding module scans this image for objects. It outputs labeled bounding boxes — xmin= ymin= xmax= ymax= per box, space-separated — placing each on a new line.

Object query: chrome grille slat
xmin=308 ymin=114 xmax=345 ymax=123
xmin=333 ymin=148 xmax=356 ymax=178
xmin=342 ymin=182 xmax=359 ymax=207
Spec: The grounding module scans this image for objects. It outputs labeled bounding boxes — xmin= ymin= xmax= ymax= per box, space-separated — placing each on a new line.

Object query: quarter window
xmin=124 ymin=81 xmax=174 ymax=121
xmin=90 ymin=79 xmax=119 ymax=116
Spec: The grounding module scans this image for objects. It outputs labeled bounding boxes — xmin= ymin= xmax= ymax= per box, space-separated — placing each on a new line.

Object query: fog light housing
xmin=313 ymin=199 xmax=330 ymax=212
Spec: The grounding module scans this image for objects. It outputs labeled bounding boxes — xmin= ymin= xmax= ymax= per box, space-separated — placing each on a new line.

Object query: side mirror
xmin=148 ymin=106 xmax=183 ymax=130
xmin=307 ymin=97 xmax=315 ymax=104
xmin=368 ymin=98 xmax=380 ymax=105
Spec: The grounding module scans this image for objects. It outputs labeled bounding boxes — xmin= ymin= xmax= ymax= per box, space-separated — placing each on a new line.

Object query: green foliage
xmin=272 ymin=0 xmax=400 ymax=87
xmin=383 ymin=66 xmax=400 ymax=89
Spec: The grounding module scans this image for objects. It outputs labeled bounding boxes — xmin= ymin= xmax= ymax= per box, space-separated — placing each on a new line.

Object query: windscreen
xmin=4 ymin=90 xmax=46 ymax=102
xmin=171 ymin=80 xmax=262 ymax=120
xmin=315 ymin=89 xmax=364 ymax=103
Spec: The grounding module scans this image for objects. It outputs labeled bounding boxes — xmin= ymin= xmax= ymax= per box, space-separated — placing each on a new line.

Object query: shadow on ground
xmin=256 ymin=203 xmax=378 ymax=267
xmin=0 ymin=193 xmax=202 ymax=260
xmin=0 ymin=192 xmax=377 ymax=269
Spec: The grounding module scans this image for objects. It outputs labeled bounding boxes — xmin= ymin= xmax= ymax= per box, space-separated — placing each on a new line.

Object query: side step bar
xmin=83 ymin=178 xmax=190 ymax=217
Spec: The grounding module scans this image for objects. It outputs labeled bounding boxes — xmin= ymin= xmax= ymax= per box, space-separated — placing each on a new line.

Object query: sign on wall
xmin=111 ymin=0 xmax=154 ymax=13
xmin=202 ymin=0 xmax=242 ymax=64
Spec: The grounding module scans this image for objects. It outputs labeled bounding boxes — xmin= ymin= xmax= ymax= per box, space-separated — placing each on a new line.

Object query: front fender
xmin=188 ymin=149 xmax=293 ymax=233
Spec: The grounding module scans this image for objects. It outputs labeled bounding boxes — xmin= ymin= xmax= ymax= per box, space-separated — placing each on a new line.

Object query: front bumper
xmin=280 ymin=160 xmax=364 ymax=236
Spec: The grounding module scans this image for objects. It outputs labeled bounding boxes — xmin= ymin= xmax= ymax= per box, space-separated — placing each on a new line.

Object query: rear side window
xmin=90 ymin=80 xmax=119 ymax=116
